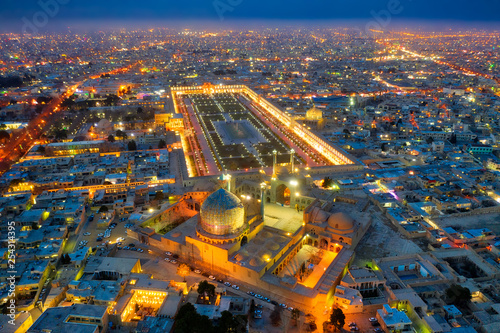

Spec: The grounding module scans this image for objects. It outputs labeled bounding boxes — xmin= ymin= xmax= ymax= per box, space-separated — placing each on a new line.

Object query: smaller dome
xmin=234 ymin=253 xmax=247 ymax=262
xmin=261 ymin=231 xmax=273 ymax=238
xmin=306 ymin=106 xmax=323 ymax=120
xmin=246 ymin=245 xmax=259 ymax=253
xmin=276 ymin=166 xmax=290 ymax=176
xmin=258 ymin=250 xmax=272 ymax=258
xmin=253 ymin=238 xmax=264 ymax=245
xmin=249 ymin=258 xmax=263 ymax=267
xmin=268 ymin=242 xmax=280 ymax=251
xmin=309 ymin=207 xmax=330 ymax=224
xmin=328 ymin=212 xmax=355 ymax=231
xmin=273 ymin=236 xmax=288 ymax=244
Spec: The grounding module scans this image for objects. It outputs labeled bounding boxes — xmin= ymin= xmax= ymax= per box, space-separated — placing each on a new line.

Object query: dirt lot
xmin=353 ymin=209 xmax=423 ymax=266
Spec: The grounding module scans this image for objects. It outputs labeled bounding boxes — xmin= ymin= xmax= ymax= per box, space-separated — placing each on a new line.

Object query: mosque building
xmin=145 ymin=164 xmax=372 ymax=308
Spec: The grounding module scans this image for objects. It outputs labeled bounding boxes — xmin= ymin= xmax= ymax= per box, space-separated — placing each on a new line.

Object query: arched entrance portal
xmin=276 ymin=184 xmax=291 ymax=206
xmin=241 ymin=236 xmax=248 ymax=247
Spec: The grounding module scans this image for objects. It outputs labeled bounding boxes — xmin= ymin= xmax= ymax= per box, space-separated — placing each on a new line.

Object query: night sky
xmin=1 ymin=0 xmax=499 ymax=31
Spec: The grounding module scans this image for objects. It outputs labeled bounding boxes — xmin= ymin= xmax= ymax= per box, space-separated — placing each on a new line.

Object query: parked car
xmin=231 ymin=285 xmax=239 ymax=290
xmin=170 ymin=260 xmax=177 ymax=264
xmin=194 ymin=269 xmax=201 ymax=274
xmin=369 ymin=318 xmax=378 ymax=323
xmin=209 ymin=275 xmax=216 ymax=280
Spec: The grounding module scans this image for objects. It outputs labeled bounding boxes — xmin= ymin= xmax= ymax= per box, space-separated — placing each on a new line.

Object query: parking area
xmin=344 ymin=310 xmax=383 ymax=333
xmin=69 ymin=212 xmax=136 ymax=252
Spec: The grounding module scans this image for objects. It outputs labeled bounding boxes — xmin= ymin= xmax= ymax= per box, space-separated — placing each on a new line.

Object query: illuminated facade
xmin=45 ymin=140 xmax=115 ymax=156
xmin=120 ymin=290 xmax=168 ymax=322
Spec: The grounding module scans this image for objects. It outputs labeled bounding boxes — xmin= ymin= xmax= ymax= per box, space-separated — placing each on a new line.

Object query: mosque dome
xmin=327 ymin=212 xmax=355 ymax=233
xmin=199 ymin=188 xmax=245 ymax=236
xmin=309 ymin=206 xmax=330 ymax=224
xmin=306 ymin=106 xmax=323 ymax=120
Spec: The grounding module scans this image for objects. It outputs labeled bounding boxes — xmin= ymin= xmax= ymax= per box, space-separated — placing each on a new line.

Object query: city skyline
xmin=1 ymin=0 xmax=500 ymax=34
xmin=1 ymin=2 xmax=500 ymax=333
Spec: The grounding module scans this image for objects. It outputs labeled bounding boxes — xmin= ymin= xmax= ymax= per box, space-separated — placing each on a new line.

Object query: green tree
xmin=250 ymin=299 xmax=256 ymax=314
xmin=115 ymin=130 xmax=127 ymax=140
xmin=330 ymin=308 xmax=345 ymax=332
xmin=0 ymin=130 xmax=10 ymax=141
xmin=426 ymin=136 xmax=434 ymax=144
xmin=54 ymin=129 xmax=68 ymax=140
xmin=107 ymin=134 xmax=115 ymax=142
xmin=61 ymin=253 xmax=71 ymax=265
xmin=174 ymin=302 xmax=214 ymax=333
xmin=291 ymin=308 xmax=300 ymax=326
xmin=154 ymin=191 xmax=164 ymax=201
xmin=197 ymin=280 xmax=215 ymax=299
xmin=218 ymin=311 xmax=238 ymax=333
xmin=270 ymin=305 xmax=282 ymax=327
xmin=177 ymin=263 xmax=190 ymax=282
xmin=36 ymin=145 xmax=46 ymax=154
xmin=446 ymin=284 xmax=471 ymax=306
xmin=98 ymin=205 xmax=109 ymax=213
xmin=127 ymin=140 xmax=137 ymax=151
xmin=322 ymin=177 xmax=334 ymax=189
xmin=158 ymin=139 xmax=167 ymax=149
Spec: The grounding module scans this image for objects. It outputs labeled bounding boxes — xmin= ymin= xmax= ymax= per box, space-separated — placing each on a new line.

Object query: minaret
xmin=224 ymin=173 xmax=232 ymax=192
xmin=272 ymin=150 xmax=278 ymax=178
xmin=290 ymin=148 xmax=295 ymax=173
xmin=260 ymin=182 xmax=266 ymax=219
xmin=227 ymin=174 xmax=232 ymax=192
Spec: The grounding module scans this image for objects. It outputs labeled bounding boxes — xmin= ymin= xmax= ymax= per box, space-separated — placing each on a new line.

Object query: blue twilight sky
xmin=0 ymin=0 xmax=499 ymax=31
